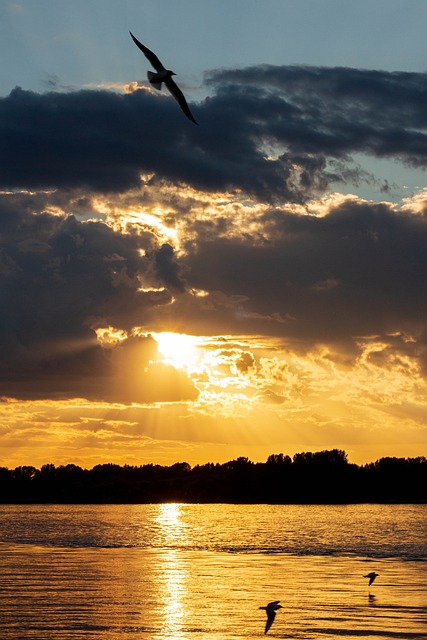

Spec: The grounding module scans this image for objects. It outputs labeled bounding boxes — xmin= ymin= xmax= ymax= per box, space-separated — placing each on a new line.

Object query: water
xmin=0 ymin=504 xmax=425 ymax=639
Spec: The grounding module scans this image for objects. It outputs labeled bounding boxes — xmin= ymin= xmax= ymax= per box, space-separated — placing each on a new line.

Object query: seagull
xmin=129 ymin=31 xmax=198 ymax=125
xmin=364 ymin=572 xmax=379 ymax=586
xmin=259 ymin=600 xmax=283 ymax=634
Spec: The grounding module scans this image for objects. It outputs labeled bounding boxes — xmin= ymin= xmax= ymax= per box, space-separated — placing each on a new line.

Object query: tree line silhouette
xmin=0 ymin=449 xmax=425 ymax=503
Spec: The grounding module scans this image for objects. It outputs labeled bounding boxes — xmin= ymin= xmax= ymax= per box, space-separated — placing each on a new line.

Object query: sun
xmin=152 ymin=332 xmax=200 ymax=370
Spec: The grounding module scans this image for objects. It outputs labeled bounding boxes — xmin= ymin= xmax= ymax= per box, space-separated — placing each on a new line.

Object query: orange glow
xmin=153 ymin=332 xmax=201 ymax=370
xmin=95 ymin=326 xmax=128 ymax=347
xmin=0 ymin=331 xmax=426 ymax=469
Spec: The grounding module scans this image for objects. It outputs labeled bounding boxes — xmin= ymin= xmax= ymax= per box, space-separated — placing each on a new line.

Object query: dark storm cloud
xmin=206 ymin=65 xmax=427 ymax=162
xmin=2 ymin=63 xmax=427 ymax=399
xmin=183 ymin=197 xmax=427 ymax=355
xmin=0 ymin=191 xmax=196 ymax=401
xmin=0 ymin=193 xmax=145 ymax=333
xmin=0 ymin=84 xmax=294 ymax=201
xmin=153 ymin=243 xmax=186 ymax=292
xmin=0 ymin=87 xmax=159 ymax=192
xmin=1 ymin=65 xmax=426 ymax=202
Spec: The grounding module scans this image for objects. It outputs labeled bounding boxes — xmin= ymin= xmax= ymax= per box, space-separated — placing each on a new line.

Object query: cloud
xmin=206 ymin=65 xmax=427 ymax=162
xmin=0 ymin=190 xmax=200 ymax=401
xmin=1 ymin=65 xmax=426 ymax=203
xmin=1 ymin=62 xmax=427 ymax=411
xmin=153 ymin=243 xmax=186 ymax=292
xmin=177 ymin=193 xmax=427 ymax=348
xmin=2 ymin=184 xmax=427 ymax=403
xmin=105 ymin=334 xmax=199 ymax=403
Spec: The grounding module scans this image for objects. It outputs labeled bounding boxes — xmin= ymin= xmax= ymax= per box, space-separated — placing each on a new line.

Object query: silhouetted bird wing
xmin=265 ymin=610 xmax=276 ymax=634
xmin=129 ymin=31 xmax=198 ymax=125
xmin=165 ymin=76 xmax=198 ymax=124
xmin=267 ymin=600 xmax=281 ymax=608
xmin=129 ymin=31 xmax=165 ymax=71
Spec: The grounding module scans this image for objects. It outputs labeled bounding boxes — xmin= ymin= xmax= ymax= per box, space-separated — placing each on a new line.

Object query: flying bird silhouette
xmin=259 ymin=600 xmax=283 ymax=634
xmin=364 ymin=572 xmax=379 ymax=586
xmin=129 ymin=31 xmax=198 ymax=125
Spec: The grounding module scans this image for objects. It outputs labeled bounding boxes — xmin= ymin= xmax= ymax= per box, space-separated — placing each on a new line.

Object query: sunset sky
xmin=1 ymin=0 xmax=427 ymax=469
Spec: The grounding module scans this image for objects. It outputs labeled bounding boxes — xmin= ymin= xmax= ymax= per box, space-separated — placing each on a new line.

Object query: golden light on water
xmin=161 ymin=549 xmax=186 ymax=636
xmin=155 ymin=504 xmax=187 ymax=635
xmin=155 ymin=504 xmax=190 ymax=547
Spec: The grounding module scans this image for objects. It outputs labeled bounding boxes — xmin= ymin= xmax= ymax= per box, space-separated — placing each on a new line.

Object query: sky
xmin=1 ymin=0 xmax=427 ymax=469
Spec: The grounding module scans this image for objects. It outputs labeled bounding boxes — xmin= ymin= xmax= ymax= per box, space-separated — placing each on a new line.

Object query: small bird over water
xmin=259 ymin=600 xmax=283 ymax=634
xmin=364 ymin=571 xmax=379 ymax=586
xmin=129 ymin=31 xmax=198 ymax=125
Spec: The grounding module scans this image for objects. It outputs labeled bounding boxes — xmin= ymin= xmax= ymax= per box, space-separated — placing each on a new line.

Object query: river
xmin=0 ymin=503 xmax=425 ymax=639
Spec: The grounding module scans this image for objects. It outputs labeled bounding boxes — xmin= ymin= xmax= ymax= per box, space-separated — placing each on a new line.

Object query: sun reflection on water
xmin=155 ymin=503 xmax=187 ymax=546
xmin=155 ymin=504 xmax=188 ymax=637
xmin=159 ymin=549 xmax=186 ymax=636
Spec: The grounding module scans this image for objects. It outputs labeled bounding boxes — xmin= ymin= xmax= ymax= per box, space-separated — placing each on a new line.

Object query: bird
xmin=364 ymin=572 xmax=379 ymax=586
xmin=129 ymin=31 xmax=198 ymax=125
xmin=259 ymin=600 xmax=283 ymax=634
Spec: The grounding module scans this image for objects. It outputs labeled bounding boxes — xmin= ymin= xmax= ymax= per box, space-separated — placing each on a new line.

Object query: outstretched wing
xmin=129 ymin=32 xmax=165 ymax=71
xmin=267 ymin=601 xmax=281 ymax=608
xmin=265 ymin=610 xmax=276 ymax=634
xmin=165 ymin=76 xmax=198 ymax=124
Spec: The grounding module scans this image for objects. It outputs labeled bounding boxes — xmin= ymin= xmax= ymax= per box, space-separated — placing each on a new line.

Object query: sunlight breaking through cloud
xmin=1 ymin=59 xmax=427 ymax=466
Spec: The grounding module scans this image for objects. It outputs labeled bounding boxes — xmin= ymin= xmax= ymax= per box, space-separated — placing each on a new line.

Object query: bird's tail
xmin=147 ymin=71 xmax=162 ymax=90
